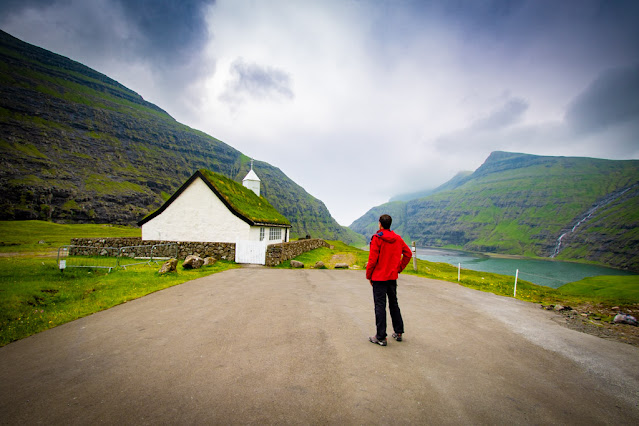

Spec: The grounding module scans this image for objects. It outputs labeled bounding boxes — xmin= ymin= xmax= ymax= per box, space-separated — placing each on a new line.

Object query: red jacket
xmin=366 ymin=229 xmax=412 ymax=281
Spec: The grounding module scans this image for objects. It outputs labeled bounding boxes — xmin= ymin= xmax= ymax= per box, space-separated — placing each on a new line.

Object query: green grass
xmin=558 ymin=275 xmax=639 ymax=303
xmin=0 ymin=220 xmax=239 ymax=346
xmin=402 ymin=258 xmax=563 ymax=304
xmin=0 ymin=220 xmax=141 ymax=253
xmin=0 ymin=257 xmax=238 ymax=346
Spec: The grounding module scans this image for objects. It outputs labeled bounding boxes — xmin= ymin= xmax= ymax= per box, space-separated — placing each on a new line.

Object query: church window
xmin=269 ymin=227 xmax=281 ymax=241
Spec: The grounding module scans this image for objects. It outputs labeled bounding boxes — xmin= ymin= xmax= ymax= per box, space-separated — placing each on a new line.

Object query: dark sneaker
xmin=392 ymin=333 xmax=403 ymax=342
xmin=369 ymin=336 xmax=387 ymax=346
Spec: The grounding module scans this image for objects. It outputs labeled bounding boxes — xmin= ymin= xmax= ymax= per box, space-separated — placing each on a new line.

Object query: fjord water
xmin=415 ymin=248 xmax=635 ymax=288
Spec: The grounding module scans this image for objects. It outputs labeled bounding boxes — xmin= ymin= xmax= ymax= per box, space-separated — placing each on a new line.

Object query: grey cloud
xmin=470 ymin=97 xmax=529 ymax=131
xmin=431 ymin=96 xmax=530 ymax=154
xmin=0 ymin=0 xmax=54 ymax=14
xmin=437 ymin=64 xmax=639 ymax=157
xmin=220 ymin=58 xmax=294 ymax=105
xmin=114 ymin=0 xmax=212 ymax=65
xmin=0 ymin=0 xmax=213 ymax=67
xmin=565 ymin=64 xmax=639 ymax=134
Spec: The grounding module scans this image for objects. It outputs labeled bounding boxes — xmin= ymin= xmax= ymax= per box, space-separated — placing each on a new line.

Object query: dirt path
xmin=328 ymin=252 xmax=357 ymax=267
xmin=1 ymin=269 xmax=637 ymax=424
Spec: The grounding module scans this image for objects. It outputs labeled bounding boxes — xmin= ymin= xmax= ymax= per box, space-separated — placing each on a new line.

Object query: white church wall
xmin=142 ymin=177 xmax=250 ymax=243
xmin=248 ymin=226 xmax=264 ymax=242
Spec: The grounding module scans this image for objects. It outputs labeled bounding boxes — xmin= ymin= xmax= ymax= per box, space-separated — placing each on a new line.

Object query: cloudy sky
xmin=2 ymin=0 xmax=638 ymax=225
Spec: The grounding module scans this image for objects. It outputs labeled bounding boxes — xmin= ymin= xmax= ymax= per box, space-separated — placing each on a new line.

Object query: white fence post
xmin=514 ymin=269 xmax=519 ymax=297
xmin=458 ymin=263 xmax=461 ymax=282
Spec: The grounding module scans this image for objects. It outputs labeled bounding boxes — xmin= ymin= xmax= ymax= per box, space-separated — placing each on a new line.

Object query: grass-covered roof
xmin=139 ymin=169 xmax=290 ymax=227
xmin=198 ymin=169 xmax=290 ymax=226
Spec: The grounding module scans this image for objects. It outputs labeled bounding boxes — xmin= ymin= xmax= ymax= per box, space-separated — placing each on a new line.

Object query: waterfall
xmin=550 ymin=184 xmax=636 ymax=258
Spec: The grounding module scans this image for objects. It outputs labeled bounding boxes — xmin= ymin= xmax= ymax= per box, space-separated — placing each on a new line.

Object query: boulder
xmin=203 ymin=257 xmax=217 ymax=266
xmin=314 ymin=261 xmax=326 ymax=269
xmin=183 ymin=255 xmax=204 ymax=269
xmin=554 ymin=305 xmax=572 ymax=311
xmin=291 ymin=260 xmax=304 ymax=268
xmin=334 ymin=263 xmax=349 ymax=269
xmin=613 ymin=313 xmax=638 ymax=326
xmin=159 ymin=258 xmax=178 ymax=274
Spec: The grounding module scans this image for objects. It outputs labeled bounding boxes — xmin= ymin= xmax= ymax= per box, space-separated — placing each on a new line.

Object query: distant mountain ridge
xmin=350 ymin=151 xmax=639 ymax=271
xmin=0 ymin=29 xmax=361 ymax=243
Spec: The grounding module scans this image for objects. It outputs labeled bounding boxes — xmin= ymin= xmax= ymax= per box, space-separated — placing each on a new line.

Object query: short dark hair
xmin=379 ymin=214 xmax=392 ymax=229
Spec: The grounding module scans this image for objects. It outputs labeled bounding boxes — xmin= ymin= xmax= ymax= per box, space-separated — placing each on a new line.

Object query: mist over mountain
xmin=0 ymin=30 xmax=362 ymax=243
xmin=389 ymin=171 xmax=474 ymax=202
xmin=351 ymin=151 xmax=639 ymax=271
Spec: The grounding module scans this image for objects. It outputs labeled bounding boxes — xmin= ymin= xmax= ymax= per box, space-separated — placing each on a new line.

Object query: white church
xmin=138 ymin=164 xmax=291 ymax=244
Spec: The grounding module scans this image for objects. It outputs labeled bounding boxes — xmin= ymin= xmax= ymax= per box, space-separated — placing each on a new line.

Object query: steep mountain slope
xmin=350 ymin=151 xmax=639 ymax=271
xmin=0 ymin=30 xmax=360 ymax=243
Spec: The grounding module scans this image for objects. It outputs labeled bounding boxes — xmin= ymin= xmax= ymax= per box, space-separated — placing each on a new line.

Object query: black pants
xmin=372 ymin=280 xmax=404 ymax=340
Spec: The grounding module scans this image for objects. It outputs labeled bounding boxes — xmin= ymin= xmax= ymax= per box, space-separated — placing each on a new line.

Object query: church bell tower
xmin=242 ymin=159 xmax=261 ymax=197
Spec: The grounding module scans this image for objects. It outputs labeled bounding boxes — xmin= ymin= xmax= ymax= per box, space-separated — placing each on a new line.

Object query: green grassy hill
xmin=351 ymin=151 xmax=639 ymax=271
xmin=0 ymin=30 xmax=359 ymax=243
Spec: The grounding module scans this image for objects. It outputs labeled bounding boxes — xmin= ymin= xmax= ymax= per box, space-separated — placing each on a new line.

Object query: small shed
xmin=138 ymin=168 xmax=291 ymax=244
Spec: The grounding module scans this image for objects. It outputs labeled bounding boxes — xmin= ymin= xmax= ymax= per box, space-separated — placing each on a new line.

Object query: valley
xmin=350 ymin=152 xmax=639 ymax=271
xmin=0 ymin=29 xmax=637 ymax=272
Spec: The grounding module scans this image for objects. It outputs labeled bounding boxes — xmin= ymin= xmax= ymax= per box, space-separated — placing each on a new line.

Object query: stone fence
xmin=68 ymin=237 xmax=330 ymax=266
xmin=70 ymin=238 xmax=235 ymax=261
xmin=265 ymin=239 xmax=330 ymax=267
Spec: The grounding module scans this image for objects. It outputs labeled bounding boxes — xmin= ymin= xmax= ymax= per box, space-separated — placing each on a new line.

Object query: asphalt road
xmin=1 ymin=268 xmax=638 ymax=424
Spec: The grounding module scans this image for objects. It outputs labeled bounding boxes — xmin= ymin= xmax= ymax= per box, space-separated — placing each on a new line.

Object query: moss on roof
xmin=198 ymin=169 xmax=290 ymax=226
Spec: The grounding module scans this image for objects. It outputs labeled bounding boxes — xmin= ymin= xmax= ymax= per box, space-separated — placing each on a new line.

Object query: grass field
xmin=558 ymin=275 xmax=639 ymax=303
xmin=0 ymin=221 xmax=239 ymax=346
xmin=0 ymin=256 xmax=238 ymax=347
xmin=0 ymin=220 xmax=141 ymax=253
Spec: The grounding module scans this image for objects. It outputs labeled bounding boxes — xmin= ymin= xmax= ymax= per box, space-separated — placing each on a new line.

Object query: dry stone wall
xmin=265 ymin=239 xmax=330 ymax=266
xmin=70 ymin=238 xmax=235 ymax=261
xmin=69 ymin=237 xmax=329 ymax=266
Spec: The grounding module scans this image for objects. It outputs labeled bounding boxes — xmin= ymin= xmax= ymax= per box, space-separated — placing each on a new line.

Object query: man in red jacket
xmin=366 ymin=214 xmax=412 ymax=346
